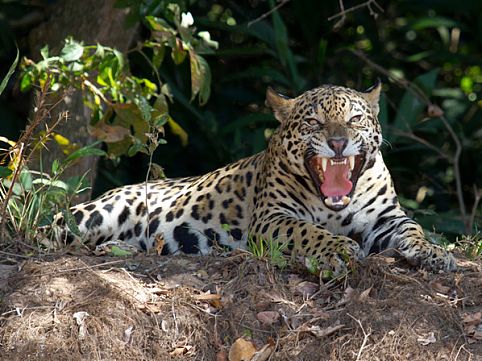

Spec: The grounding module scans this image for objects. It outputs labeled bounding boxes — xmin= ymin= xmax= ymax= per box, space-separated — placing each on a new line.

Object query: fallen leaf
xmin=417 ymin=332 xmax=436 ymax=346
xmin=170 ymin=346 xmax=189 ymax=356
xmin=155 ymin=234 xmax=165 ymax=255
xmin=193 ymin=292 xmax=222 ymax=301
xmin=430 ymin=281 xmax=450 ymax=294
xmin=73 ymin=311 xmax=89 ymax=339
xmin=337 ymin=286 xmax=355 ymax=305
xmin=256 ymin=311 xmax=280 ymax=326
xmin=359 ymin=286 xmax=373 ymax=301
xmin=300 ymin=324 xmax=344 ymax=338
xmin=228 ymin=338 xmax=256 ymax=361
xmin=296 ymin=281 xmax=318 ymax=298
xmin=462 ymin=312 xmax=482 ymax=327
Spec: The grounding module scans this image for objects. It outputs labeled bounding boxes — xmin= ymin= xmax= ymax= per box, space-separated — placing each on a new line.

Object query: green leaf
xmin=60 ymin=40 xmax=84 ymax=62
xmin=0 ymin=47 xmax=19 ymax=96
xmin=270 ymin=0 xmax=301 ymax=92
xmin=95 ymin=43 xmax=105 ymax=58
xmin=40 ymin=45 xmax=49 ymax=60
xmin=145 ymin=16 xmax=175 ymax=33
xmin=409 ymin=16 xmax=460 ymax=30
xmin=19 ymin=72 xmax=33 ymax=92
xmin=63 ymin=142 xmax=106 ymax=165
xmin=188 ymin=51 xmax=211 ymax=105
xmin=113 ymin=49 xmax=125 ymax=72
xmin=152 ymin=45 xmax=166 ymax=69
xmin=197 ymin=55 xmax=211 ymax=105
xmin=51 ymin=159 xmax=60 ymax=175
xmin=19 ymin=170 xmax=33 ymax=190
xmin=61 ymin=209 xmax=81 ymax=237
xmin=391 ymin=69 xmax=439 ymax=140
xmin=171 ymin=39 xmax=187 ymax=64
xmin=109 ymin=245 xmax=133 ymax=257
xmin=0 ymin=166 xmax=12 ymax=178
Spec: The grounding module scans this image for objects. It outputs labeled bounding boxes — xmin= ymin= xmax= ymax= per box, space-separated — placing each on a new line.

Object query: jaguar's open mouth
xmin=305 ymin=153 xmax=365 ymax=210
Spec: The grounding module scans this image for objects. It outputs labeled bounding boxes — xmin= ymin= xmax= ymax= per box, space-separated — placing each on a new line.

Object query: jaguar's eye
xmin=349 ymin=114 xmax=362 ymax=123
xmin=306 ymin=118 xmax=320 ymax=126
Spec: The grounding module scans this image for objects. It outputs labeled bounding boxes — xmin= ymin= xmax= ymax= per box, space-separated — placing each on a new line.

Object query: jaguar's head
xmin=266 ymin=83 xmax=382 ymax=211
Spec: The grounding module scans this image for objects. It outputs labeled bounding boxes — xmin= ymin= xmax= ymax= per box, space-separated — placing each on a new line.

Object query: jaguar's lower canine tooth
xmin=324 ymin=197 xmax=333 ymax=207
xmin=349 ymin=155 xmax=355 ymax=170
xmin=321 ymin=157 xmax=328 ymax=172
xmin=342 ymin=196 xmax=351 ymax=205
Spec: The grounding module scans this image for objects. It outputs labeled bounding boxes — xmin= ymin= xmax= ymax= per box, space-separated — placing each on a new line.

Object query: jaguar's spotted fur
xmin=53 ymin=83 xmax=456 ymax=275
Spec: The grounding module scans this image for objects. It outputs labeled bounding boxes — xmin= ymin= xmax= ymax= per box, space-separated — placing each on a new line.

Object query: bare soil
xmin=0 ymin=250 xmax=481 ymax=361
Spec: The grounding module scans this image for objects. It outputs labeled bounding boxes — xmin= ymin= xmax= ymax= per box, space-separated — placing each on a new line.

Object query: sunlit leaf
xmin=89 ymin=121 xmax=130 ymax=143
xmin=40 ymin=45 xmax=49 ymax=60
xmin=167 ymin=117 xmax=188 ymax=146
xmin=152 ymin=45 xmax=166 ymax=68
xmin=63 ymin=142 xmax=106 ymax=164
xmin=60 ymin=39 xmax=84 ymax=62
xmin=171 ymin=38 xmax=187 ymax=64
xmin=0 ymin=47 xmax=19 ymax=96
xmin=145 ymin=16 xmax=175 ymax=33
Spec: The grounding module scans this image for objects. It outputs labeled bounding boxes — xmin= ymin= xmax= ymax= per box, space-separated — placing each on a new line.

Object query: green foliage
xmin=19 ymin=5 xmax=216 ymax=159
xmin=0 ymin=141 xmax=103 ymax=239
xmin=247 ymin=235 xmax=288 ymax=269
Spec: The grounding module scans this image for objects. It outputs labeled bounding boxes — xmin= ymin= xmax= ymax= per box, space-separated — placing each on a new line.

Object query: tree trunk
xmin=28 ymin=0 xmax=138 ymax=203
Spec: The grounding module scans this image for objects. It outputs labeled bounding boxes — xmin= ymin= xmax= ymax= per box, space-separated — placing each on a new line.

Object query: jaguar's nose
xmin=327 ymin=137 xmax=348 ymax=156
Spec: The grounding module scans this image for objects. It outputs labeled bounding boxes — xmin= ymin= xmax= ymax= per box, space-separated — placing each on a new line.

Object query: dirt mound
xmin=0 ymin=252 xmax=481 ymax=360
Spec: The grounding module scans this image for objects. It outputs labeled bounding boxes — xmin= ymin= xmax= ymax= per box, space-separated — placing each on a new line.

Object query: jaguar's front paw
xmin=403 ymin=243 xmax=457 ymax=272
xmin=314 ymin=236 xmax=363 ymax=277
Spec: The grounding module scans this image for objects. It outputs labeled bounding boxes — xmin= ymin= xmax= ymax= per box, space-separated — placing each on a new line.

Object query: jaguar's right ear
xmin=266 ymin=87 xmax=295 ymax=123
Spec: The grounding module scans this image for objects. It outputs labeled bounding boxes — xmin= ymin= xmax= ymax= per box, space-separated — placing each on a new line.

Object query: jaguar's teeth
xmin=342 ymin=196 xmax=351 ymax=205
xmin=324 ymin=197 xmax=333 ymax=207
xmin=321 ymin=157 xmax=328 ymax=172
xmin=349 ymin=155 xmax=355 ymax=170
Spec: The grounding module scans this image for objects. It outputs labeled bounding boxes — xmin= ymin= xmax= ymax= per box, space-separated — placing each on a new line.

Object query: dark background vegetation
xmin=0 ymin=0 xmax=481 ymax=240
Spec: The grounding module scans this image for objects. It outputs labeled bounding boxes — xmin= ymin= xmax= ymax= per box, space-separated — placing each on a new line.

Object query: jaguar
xmin=53 ymin=82 xmax=456 ymax=275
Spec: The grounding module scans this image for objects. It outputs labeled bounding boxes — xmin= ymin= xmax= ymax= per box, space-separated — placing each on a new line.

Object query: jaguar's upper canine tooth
xmin=348 ymin=155 xmax=355 ymax=170
xmin=321 ymin=157 xmax=328 ymax=172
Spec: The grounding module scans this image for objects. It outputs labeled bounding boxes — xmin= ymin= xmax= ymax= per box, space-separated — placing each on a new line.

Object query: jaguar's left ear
xmin=361 ymin=79 xmax=382 ymax=116
xmin=266 ymin=87 xmax=295 ymax=123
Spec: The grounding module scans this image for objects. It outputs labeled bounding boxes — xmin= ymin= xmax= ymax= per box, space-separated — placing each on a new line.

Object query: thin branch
xmin=468 ymin=185 xmax=481 ymax=233
xmin=440 ymin=116 xmax=468 ymax=232
xmin=391 ymin=129 xmax=449 ymax=161
xmin=328 ymin=0 xmax=384 ymax=24
xmin=348 ymin=313 xmax=371 ymax=361
xmin=332 ymin=0 xmax=346 ymax=31
xmin=247 ymin=0 xmax=290 ymax=27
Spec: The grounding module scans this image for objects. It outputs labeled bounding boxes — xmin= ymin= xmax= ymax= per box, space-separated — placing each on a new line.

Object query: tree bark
xmin=28 ymin=0 xmax=138 ymax=203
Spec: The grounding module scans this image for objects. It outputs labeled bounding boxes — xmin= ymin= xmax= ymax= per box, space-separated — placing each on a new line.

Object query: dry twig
xmin=247 ymin=0 xmax=291 ymax=27
xmin=348 ymin=313 xmax=371 ymax=361
xmin=328 ymin=0 xmax=384 ymax=30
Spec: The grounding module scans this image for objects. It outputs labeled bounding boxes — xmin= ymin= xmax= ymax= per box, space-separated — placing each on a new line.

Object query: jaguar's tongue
xmin=320 ymin=159 xmax=352 ymax=198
